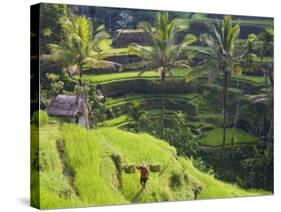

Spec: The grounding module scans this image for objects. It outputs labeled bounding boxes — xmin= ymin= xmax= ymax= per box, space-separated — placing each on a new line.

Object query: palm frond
xmin=43 ymin=14 xmax=119 ymax=75
xmin=94 ymin=24 xmax=105 ymax=34
xmin=93 ymin=31 xmax=110 ymax=52
xmin=128 ymin=43 xmax=153 ymax=60
xmin=81 ymin=57 xmax=121 ymax=70
xmin=137 ymin=21 xmax=154 ymax=41
xmin=246 ymin=94 xmax=269 ymax=104
xmin=174 ymin=60 xmax=191 ymax=68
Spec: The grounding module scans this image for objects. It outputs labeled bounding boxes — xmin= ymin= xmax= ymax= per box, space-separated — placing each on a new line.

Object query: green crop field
xmin=105 ymin=93 xmax=199 ymax=108
xmin=80 ymin=68 xmax=192 ymax=84
xmin=78 ymin=68 xmax=266 ymax=86
xmin=102 ymin=115 xmax=129 ymax=127
xmin=198 ymin=128 xmax=258 ymax=147
xmin=191 ymin=14 xmax=273 ymax=27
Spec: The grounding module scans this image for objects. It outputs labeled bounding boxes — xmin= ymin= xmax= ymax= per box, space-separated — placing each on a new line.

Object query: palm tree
xmin=43 ymin=14 xmax=121 ymax=86
xmin=128 ymin=12 xmax=197 ymax=138
xmin=194 ymin=16 xmax=242 ymax=153
xmin=230 ymin=33 xmax=259 ymax=158
xmin=113 ymin=11 xmax=134 ymax=43
xmin=247 ymin=27 xmax=273 ymax=143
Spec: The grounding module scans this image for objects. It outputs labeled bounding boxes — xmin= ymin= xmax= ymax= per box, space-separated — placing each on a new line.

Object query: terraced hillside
xmin=34 ymin=5 xmax=273 ymax=209
xmin=64 ymin=24 xmax=271 ymax=189
xmin=83 ymin=61 xmax=267 ymax=143
xmin=31 ymin=123 xmax=269 ymax=209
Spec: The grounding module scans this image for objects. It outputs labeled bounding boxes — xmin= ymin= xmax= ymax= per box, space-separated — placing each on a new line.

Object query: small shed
xmin=47 ymin=94 xmax=90 ymax=128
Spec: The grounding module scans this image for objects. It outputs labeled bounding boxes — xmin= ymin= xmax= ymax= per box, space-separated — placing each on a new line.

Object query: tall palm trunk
xmin=222 ymin=72 xmax=228 ymax=154
xmin=160 ymin=75 xmax=165 ymax=139
xmin=79 ymin=63 xmax=83 ymax=86
xmin=231 ymin=100 xmax=240 ymax=159
xmin=231 ymin=80 xmax=241 ymax=159
xmin=263 ymin=165 xmax=267 ymax=189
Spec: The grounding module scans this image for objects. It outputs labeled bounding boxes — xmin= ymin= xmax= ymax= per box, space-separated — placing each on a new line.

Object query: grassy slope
xmin=32 ymin=123 xmax=269 ymax=209
xmin=31 ymin=124 xmax=83 ymax=208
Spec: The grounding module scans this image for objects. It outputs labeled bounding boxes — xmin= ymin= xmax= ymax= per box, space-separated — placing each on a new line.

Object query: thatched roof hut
xmin=47 ymin=94 xmax=90 ymax=128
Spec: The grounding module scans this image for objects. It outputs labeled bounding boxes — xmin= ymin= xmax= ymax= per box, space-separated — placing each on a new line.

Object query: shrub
xmin=111 ymin=153 xmax=122 ymax=173
xmin=160 ymin=191 xmax=171 ymax=201
xmin=192 ymin=157 xmax=214 ymax=175
xmin=165 ymin=111 xmax=198 ymax=156
xmin=191 ymin=182 xmax=203 ymax=199
xmin=169 ymin=170 xmax=184 ymax=190
xmin=183 ymin=171 xmax=189 ymax=183
xmin=32 ymin=110 xmax=49 ymax=127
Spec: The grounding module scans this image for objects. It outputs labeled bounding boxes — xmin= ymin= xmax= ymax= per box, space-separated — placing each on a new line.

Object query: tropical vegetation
xmin=31 ymin=3 xmax=274 ymax=209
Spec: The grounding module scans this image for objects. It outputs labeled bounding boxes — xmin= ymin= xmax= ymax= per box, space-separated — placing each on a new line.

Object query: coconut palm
xmin=128 ymin=12 xmax=197 ymax=138
xmin=247 ymin=27 xmax=274 ymax=143
xmin=113 ymin=11 xmax=134 ymax=43
xmin=229 ymin=33 xmax=259 ymax=158
xmin=259 ymin=27 xmax=273 ymax=93
xmin=43 ymin=14 xmax=121 ymax=85
xmin=193 ymin=16 xmax=244 ymax=153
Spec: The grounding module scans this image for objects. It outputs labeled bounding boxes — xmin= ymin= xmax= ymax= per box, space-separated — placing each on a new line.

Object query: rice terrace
xmin=31 ymin=3 xmax=274 ymax=209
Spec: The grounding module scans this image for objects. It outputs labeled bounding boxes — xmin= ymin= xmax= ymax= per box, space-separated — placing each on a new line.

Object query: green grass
xmin=80 ymin=66 xmax=266 ymax=86
xmin=102 ymin=114 xmax=129 ymax=127
xmin=101 ymin=109 xmax=180 ymax=128
xmin=235 ymin=74 xmax=266 ymax=84
xmin=32 ymin=123 xmax=268 ymax=209
xmin=80 ymin=68 xmax=191 ymax=84
xmin=179 ymin=158 xmax=270 ymax=199
xmin=97 ymin=37 xmax=210 ymax=53
xmin=147 ymin=108 xmax=182 ymax=116
xmin=191 ymin=14 xmax=273 ymax=27
xmin=198 ymin=71 xmax=266 ymax=85
xmin=187 ymin=121 xmax=215 ymax=130
xmin=196 ymin=113 xmax=224 ymax=127
xmin=31 ymin=124 xmax=84 ymax=208
xmin=105 ymin=93 xmax=199 ymax=108
xmin=61 ymin=125 xmax=126 ymax=205
xmin=198 ymin=128 xmax=258 ymax=147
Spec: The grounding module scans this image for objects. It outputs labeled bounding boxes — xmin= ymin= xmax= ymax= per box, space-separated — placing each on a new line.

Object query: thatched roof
xmin=47 ymin=95 xmax=86 ymax=118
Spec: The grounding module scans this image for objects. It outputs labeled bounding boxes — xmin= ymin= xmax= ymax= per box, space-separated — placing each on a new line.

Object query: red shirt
xmin=140 ymin=167 xmax=148 ymax=178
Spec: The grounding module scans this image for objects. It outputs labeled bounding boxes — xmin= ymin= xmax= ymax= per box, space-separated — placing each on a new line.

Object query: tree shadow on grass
xmin=131 ymin=186 xmax=145 ymax=203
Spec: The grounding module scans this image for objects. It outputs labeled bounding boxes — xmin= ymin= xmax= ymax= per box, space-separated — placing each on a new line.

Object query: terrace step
xmin=79 ymin=73 xmax=266 ymax=98
xmin=107 ymin=98 xmax=199 ymax=113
